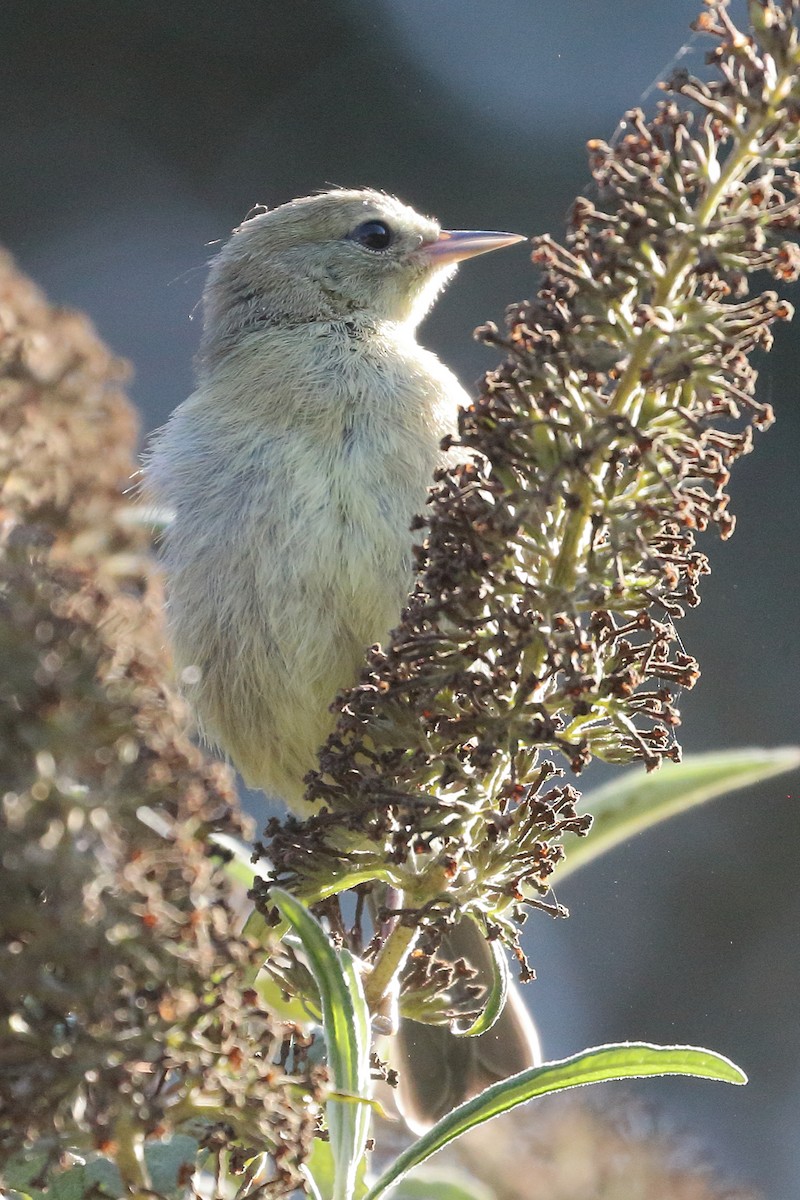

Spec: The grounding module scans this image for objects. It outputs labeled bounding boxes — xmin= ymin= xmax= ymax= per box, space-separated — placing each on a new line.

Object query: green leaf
xmin=303 ymin=1140 xmax=337 ymax=1200
xmin=271 ymin=888 xmax=372 ymax=1200
xmin=47 ymin=1166 xmax=87 ymax=1200
xmin=291 ymin=865 xmax=399 ymax=907
xmin=3 ymin=1154 xmax=126 ymax=1200
xmin=305 ymin=1140 xmax=368 ymax=1200
xmin=144 ymin=1136 xmax=199 ymax=1194
xmin=254 ymin=957 xmax=323 ymax=1025
xmin=83 ymin=1156 xmax=124 ymax=1197
xmin=302 ymin=1164 xmax=326 ymax=1200
xmin=363 ymin=1042 xmax=746 ymax=1200
xmin=559 ymin=746 xmax=800 ymax=880
xmin=453 ymin=932 xmax=508 ymax=1038
xmin=1 ymin=1151 xmax=50 ymax=1194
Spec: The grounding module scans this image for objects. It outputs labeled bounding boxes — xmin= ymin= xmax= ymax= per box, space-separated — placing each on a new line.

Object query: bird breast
xmin=147 ymin=321 xmax=468 ymax=804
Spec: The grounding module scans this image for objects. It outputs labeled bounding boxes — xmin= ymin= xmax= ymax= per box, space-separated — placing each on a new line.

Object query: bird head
xmin=200 ymin=188 xmax=524 ymax=363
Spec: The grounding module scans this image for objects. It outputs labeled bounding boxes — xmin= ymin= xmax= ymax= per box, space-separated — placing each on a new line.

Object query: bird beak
xmin=416 ymin=228 xmax=526 ymax=266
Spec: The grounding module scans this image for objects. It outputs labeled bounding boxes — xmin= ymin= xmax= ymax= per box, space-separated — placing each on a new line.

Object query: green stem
xmin=529 ymin=56 xmax=797 ymax=668
xmin=364 ymin=921 xmax=419 ymax=1013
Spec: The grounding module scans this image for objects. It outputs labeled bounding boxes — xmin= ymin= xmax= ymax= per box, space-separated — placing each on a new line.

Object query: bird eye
xmin=351 ymin=219 xmax=393 ymax=251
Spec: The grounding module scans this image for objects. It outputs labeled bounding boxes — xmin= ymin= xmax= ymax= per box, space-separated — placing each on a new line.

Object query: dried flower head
xmin=0 ymin=252 xmax=320 ymax=1196
xmin=260 ymin=1 xmax=800 ymax=988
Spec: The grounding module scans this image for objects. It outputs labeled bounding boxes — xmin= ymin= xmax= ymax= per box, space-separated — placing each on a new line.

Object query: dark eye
xmin=351 ymin=219 xmax=393 ymax=251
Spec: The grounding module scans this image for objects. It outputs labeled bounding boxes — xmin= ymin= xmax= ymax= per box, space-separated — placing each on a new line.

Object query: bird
xmin=145 ymin=187 xmax=538 ymax=1128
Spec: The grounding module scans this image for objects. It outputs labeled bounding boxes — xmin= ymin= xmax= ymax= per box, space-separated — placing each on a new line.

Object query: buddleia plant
xmin=258 ymin=0 xmax=800 ymax=1070
xmin=4 ymin=4 xmax=800 ymax=1200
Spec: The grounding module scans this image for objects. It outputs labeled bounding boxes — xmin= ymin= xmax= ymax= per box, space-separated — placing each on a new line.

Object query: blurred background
xmin=2 ymin=1 xmax=797 ymax=1195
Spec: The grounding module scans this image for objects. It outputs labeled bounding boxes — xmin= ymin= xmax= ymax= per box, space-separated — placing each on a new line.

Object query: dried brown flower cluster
xmin=261 ymin=1 xmax=800 ymax=968
xmin=0 ymin=253 xmax=320 ymax=1196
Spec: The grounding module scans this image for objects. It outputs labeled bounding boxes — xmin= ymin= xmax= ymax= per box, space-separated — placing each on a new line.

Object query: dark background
xmin=3 ymin=2 xmax=798 ymax=1195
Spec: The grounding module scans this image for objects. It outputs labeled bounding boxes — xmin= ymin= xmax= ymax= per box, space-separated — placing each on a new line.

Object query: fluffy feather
xmin=146 ymin=190 xmax=467 ymax=810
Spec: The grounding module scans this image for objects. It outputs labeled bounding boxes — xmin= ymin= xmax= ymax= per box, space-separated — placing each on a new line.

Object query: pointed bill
xmin=417 ymin=228 xmax=526 ymax=266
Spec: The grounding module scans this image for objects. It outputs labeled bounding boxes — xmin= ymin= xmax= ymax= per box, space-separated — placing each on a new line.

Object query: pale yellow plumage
xmin=145 ymin=189 xmax=535 ymax=1127
xmin=146 ymin=189 xmax=517 ymax=812
xmin=150 ymin=322 xmax=464 ymax=809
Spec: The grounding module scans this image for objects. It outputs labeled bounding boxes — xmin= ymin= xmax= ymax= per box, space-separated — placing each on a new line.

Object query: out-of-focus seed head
xmin=0 ymin=252 xmax=321 ymax=1195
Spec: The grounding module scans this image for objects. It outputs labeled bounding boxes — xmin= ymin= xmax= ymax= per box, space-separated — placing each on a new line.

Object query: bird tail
xmin=393 ymin=915 xmax=541 ymax=1132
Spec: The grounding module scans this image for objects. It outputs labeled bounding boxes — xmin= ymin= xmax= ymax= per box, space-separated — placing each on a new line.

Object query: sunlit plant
xmin=256 ymin=1 xmax=800 ymax=1193
xmin=2 ymin=3 xmax=800 ymax=1199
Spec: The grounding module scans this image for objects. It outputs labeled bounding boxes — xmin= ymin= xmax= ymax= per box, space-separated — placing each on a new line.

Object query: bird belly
xmin=167 ymin=425 xmax=433 ymax=812
xmin=149 ymin=332 xmax=466 ymax=812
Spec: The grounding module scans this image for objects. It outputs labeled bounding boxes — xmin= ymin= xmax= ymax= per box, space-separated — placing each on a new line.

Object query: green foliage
xmin=5 ymin=4 xmax=800 ymax=1199
xmin=272 ymin=889 xmax=372 ymax=1200
xmin=363 ymin=1043 xmax=746 ymax=1200
xmin=560 ymin=745 xmax=800 ymax=878
xmin=451 ymin=930 xmax=510 ymax=1038
xmin=262 ymin=0 xmax=800 ymax=1001
xmin=1 ymin=1139 xmax=199 ymax=1200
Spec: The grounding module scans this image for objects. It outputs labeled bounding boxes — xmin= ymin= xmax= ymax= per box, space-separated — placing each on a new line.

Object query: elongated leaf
xmin=363 ymin=1042 xmax=746 ymax=1200
xmin=144 ymin=1137 xmax=199 ymax=1194
xmin=47 ymin=1167 xmax=87 ymax=1200
xmin=1 ymin=1152 xmax=50 ymax=1196
xmin=301 ymin=1164 xmax=326 ymax=1200
xmin=453 ymin=933 xmax=508 ymax=1038
xmin=305 ymin=1139 xmax=369 ymax=1200
xmin=559 ymin=747 xmax=800 ymax=880
xmin=271 ymin=888 xmax=371 ymax=1200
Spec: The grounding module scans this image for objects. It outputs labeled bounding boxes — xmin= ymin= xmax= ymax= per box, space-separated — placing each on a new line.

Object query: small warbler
xmin=146 ymin=188 xmax=538 ymax=1127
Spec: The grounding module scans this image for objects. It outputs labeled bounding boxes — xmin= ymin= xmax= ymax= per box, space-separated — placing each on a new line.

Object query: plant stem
xmin=530 ymin=56 xmax=797 ymax=674
xmin=364 ymin=921 xmax=419 ymax=1015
